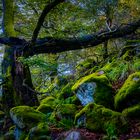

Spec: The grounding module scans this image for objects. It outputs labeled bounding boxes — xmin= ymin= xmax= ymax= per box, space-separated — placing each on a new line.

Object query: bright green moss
xmin=40 ymin=96 xmax=55 ymax=105
xmin=49 ymin=104 xmax=77 ymax=130
xmin=72 ymin=73 xmax=109 ymax=91
xmin=75 ymin=103 xmax=128 ymax=134
xmin=122 ymin=104 xmax=140 ymax=118
xmin=72 ymin=73 xmax=114 ymax=108
xmin=122 ymin=51 xmax=132 ymax=61
xmin=114 ymin=72 xmax=140 ymax=111
xmin=101 ymin=60 xmax=129 ymax=82
xmin=10 ymin=106 xmax=47 ymax=129
xmin=64 ymin=95 xmax=81 ymax=105
xmin=36 ymin=104 xmax=54 ymax=114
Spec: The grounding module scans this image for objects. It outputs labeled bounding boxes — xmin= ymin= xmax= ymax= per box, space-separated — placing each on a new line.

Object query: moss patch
xmin=26 ymin=122 xmax=50 ymax=140
xmin=72 ymin=73 xmax=114 ymax=108
xmin=114 ymin=72 xmax=140 ymax=111
xmin=10 ymin=106 xmax=47 ymax=129
xmin=75 ymin=103 xmax=128 ymax=134
xmin=40 ymin=96 xmax=55 ymax=105
xmin=122 ymin=104 xmax=140 ymax=119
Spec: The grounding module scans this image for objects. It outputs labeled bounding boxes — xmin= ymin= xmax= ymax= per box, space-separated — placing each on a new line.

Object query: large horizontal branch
xmin=28 ymin=19 xmax=140 ymax=56
xmin=0 ymin=37 xmax=26 ymax=46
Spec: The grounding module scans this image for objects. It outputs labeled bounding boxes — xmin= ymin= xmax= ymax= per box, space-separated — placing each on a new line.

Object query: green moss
xmin=26 ymin=122 xmax=50 ymax=140
xmin=122 ymin=51 xmax=132 ymax=61
xmin=57 ymin=84 xmax=74 ymax=100
xmin=36 ymin=104 xmax=54 ymax=114
xmin=122 ymin=104 xmax=140 ymax=118
xmin=75 ymin=103 xmax=128 ymax=134
xmin=72 ymin=73 xmax=109 ymax=91
xmin=114 ymin=72 xmax=140 ymax=111
xmin=10 ymin=106 xmax=47 ymax=129
xmin=64 ymin=95 xmax=81 ymax=105
xmin=49 ymin=104 xmax=77 ymax=129
xmin=101 ymin=60 xmax=129 ymax=82
xmin=72 ymin=73 xmax=114 ymax=108
xmin=3 ymin=0 xmax=16 ymax=37
xmin=40 ymin=96 xmax=55 ymax=105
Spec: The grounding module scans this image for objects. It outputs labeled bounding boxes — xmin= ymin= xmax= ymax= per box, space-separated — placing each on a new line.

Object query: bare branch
xmin=31 ymin=0 xmax=64 ymax=44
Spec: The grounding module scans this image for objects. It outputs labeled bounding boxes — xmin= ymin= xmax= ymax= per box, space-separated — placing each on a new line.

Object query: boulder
xmin=114 ymin=72 xmax=140 ymax=111
xmin=36 ymin=104 xmax=54 ymax=114
xmin=25 ymin=122 xmax=50 ymax=140
xmin=10 ymin=106 xmax=47 ymax=129
xmin=75 ymin=103 xmax=128 ymax=134
xmin=40 ymin=96 xmax=55 ymax=105
xmin=72 ymin=73 xmax=114 ymax=108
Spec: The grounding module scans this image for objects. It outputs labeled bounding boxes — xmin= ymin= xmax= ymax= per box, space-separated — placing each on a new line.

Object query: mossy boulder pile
xmin=75 ymin=103 xmax=128 ymax=134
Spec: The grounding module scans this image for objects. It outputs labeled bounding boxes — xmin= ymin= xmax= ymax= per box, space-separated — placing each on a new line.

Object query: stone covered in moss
xmin=10 ymin=106 xmax=47 ymax=129
xmin=122 ymin=104 xmax=140 ymax=119
xmin=75 ymin=103 xmax=128 ymax=134
xmin=36 ymin=104 xmax=54 ymax=114
xmin=50 ymin=104 xmax=77 ymax=120
xmin=114 ymin=72 xmax=140 ymax=111
xmin=40 ymin=96 xmax=55 ymax=105
xmin=25 ymin=122 xmax=50 ymax=140
xmin=49 ymin=104 xmax=77 ymax=129
xmin=72 ymin=73 xmax=114 ymax=108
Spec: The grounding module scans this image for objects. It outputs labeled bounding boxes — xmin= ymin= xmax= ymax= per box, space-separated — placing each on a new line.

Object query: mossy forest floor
xmin=1 ymin=41 xmax=140 ymax=140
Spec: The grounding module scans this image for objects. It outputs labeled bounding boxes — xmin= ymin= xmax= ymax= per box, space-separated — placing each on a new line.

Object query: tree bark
xmin=1 ymin=0 xmax=39 ymax=115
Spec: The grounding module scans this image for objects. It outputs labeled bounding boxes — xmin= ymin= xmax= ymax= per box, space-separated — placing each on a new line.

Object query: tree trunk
xmin=2 ymin=45 xmax=38 ymax=114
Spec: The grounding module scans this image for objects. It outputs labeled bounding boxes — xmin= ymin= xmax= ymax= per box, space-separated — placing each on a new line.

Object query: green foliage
xmin=101 ymin=60 xmax=129 ymax=82
xmin=104 ymin=123 xmax=118 ymax=140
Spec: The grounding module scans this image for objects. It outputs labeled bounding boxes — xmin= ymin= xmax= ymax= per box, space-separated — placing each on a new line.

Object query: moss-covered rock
xmin=10 ymin=106 xmax=47 ymax=129
xmin=25 ymin=122 xmax=50 ymax=140
xmin=72 ymin=72 xmax=114 ymax=108
xmin=64 ymin=95 xmax=81 ymax=105
xmin=75 ymin=103 xmax=128 ymax=134
xmin=40 ymin=96 xmax=55 ymax=105
xmin=36 ymin=104 xmax=54 ymax=114
xmin=49 ymin=104 xmax=77 ymax=129
xmin=114 ymin=72 xmax=140 ymax=111
xmin=50 ymin=104 xmax=77 ymax=120
xmin=122 ymin=104 xmax=140 ymax=119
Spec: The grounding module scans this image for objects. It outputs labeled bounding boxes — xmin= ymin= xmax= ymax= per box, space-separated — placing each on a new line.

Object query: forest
xmin=0 ymin=0 xmax=140 ymax=139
